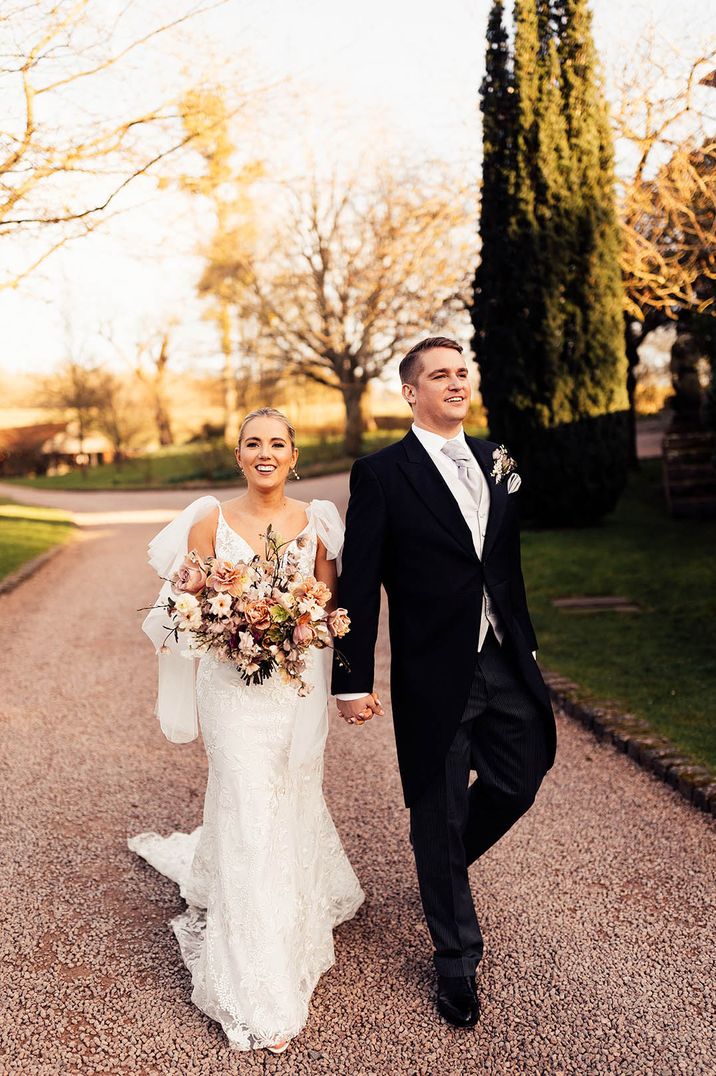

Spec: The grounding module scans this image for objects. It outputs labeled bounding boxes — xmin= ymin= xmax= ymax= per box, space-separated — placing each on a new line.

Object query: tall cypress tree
xmin=555 ymin=0 xmax=627 ymax=423
xmin=472 ymin=1 xmax=517 ymax=423
xmin=509 ymin=0 xmax=542 ymax=424
xmin=472 ymin=0 xmax=628 ymax=525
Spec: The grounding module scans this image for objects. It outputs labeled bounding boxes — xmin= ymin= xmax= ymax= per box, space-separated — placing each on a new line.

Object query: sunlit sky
xmin=1 ymin=0 xmax=710 ymax=380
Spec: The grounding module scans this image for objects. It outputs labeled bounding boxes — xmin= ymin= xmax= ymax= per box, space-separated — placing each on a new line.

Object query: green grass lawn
xmin=9 ymin=426 xmax=492 ymax=491
xmin=6 ymin=432 xmax=409 ymax=490
xmin=522 ymin=460 xmax=716 ymax=772
xmin=0 ymin=501 xmax=75 ymax=581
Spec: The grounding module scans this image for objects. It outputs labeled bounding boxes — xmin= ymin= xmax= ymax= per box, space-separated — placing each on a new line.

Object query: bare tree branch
xmin=0 ymin=0 xmax=248 ymax=288
xmin=612 ymin=33 xmax=716 ymax=324
xmin=200 ymin=169 xmax=476 ymax=452
xmin=35 ymin=1 xmax=228 ymax=96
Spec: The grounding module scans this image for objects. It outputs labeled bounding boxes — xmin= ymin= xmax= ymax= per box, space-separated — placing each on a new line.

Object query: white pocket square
xmin=507 ymin=473 xmax=521 ymax=494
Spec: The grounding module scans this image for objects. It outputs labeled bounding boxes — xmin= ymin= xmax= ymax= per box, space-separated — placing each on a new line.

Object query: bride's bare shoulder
xmin=188 ymin=505 xmax=219 ymax=556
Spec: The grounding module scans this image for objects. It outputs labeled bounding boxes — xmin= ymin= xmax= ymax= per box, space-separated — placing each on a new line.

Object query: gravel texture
xmin=0 ymin=545 xmax=68 ymax=596
xmin=1 ymin=476 xmax=715 ymax=1076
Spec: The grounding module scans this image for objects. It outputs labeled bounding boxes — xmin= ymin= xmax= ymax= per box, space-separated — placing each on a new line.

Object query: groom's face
xmin=404 ymin=347 xmax=472 ymax=430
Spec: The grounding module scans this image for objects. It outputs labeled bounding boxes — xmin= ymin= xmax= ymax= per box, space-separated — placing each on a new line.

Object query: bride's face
xmin=236 ymin=417 xmax=298 ymax=492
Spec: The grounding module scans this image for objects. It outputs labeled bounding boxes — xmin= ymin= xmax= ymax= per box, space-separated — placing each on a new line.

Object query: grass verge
xmin=5 ymin=432 xmax=410 ymax=490
xmin=9 ymin=427 xmax=491 ymax=490
xmin=522 ymin=460 xmax=716 ymax=773
xmin=0 ymin=501 xmax=75 ymax=582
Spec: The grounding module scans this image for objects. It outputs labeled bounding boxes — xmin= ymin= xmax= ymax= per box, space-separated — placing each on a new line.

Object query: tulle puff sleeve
xmin=307 ymin=499 xmax=345 ymax=573
xmin=142 ymin=496 xmax=220 ymax=745
xmin=147 ymin=495 xmax=220 ymax=578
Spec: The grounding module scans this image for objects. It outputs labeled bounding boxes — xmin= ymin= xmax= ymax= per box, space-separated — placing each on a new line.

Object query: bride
xmin=129 ymin=407 xmax=365 ymax=1054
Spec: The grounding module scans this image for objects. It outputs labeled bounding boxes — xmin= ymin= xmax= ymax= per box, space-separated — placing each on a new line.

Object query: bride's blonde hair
xmin=237 ymin=408 xmax=296 ymax=450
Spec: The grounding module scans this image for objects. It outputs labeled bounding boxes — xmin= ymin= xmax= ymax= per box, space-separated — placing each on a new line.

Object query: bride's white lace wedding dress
xmin=129 ymin=499 xmax=364 ymax=1050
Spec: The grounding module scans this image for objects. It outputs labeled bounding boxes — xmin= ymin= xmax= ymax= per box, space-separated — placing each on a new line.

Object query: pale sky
xmin=1 ymin=0 xmax=711 ymax=380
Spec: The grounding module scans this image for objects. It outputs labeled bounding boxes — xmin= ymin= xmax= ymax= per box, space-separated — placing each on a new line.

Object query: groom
xmin=332 ymin=337 xmax=556 ymax=1028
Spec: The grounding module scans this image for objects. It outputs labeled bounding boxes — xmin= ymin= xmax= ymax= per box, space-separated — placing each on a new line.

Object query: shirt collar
xmin=411 ymin=422 xmax=467 ymax=456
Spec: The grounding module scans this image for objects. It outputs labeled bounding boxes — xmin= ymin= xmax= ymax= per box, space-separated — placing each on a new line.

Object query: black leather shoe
xmin=436 ymin=974 xmax=480 ymax=1028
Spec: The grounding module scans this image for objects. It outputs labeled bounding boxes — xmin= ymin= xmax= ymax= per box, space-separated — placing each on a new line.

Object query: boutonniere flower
xmin=490 ymin=444 xmax=518 ymax=485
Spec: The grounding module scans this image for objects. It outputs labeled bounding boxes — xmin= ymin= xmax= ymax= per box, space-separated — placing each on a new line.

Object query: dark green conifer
xmin=472 ymin=1 xmax=517 ymax=425
xmin=472 ymin=0 xmax=628 ymax=525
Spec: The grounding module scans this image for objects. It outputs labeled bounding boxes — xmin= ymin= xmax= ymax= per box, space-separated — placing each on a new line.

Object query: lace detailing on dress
xmin=215 ymin=501 xmax=316 ymax=573
xmin=130 ymin=500 xmax=364 ymax=1051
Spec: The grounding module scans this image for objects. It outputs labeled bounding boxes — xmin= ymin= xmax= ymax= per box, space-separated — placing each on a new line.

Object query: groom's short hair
xmin=399 ymin=336 xmax=464 ymax=386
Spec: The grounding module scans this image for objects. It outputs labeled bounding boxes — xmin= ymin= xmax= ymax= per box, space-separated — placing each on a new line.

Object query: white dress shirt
xmin=337 ymin=423 xmax=505 ymax=702
xmin=410 ymin=423 xmax=503 ymax=651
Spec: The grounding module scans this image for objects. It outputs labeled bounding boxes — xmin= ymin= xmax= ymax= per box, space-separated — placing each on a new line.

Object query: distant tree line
xmin=4 ymin=0 xmax=714 ymax=497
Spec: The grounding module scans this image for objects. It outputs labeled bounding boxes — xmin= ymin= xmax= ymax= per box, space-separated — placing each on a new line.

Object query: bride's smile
xmin=236 ymin=415 xmax=299 ymax=491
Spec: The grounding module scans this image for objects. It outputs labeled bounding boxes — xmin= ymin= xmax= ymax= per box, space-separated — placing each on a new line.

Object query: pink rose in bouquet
xmin=327 ymin=608 xmax=351 ymax=638
xmin=271 ymin=587 xmax=295 ymax=612
xmin=171 ymin=552 xmax=208 ymax=595
xmin=244 ymin=599 xmax=272 ymax=631
xmin=308 ymin=580 xmax=332 ymax=607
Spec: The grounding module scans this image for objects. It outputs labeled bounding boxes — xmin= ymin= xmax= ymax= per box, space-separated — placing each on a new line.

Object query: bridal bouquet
xmin=155 ymin=526 xmax=350 ymax=696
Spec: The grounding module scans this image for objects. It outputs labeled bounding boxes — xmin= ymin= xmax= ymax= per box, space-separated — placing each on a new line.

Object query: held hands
xmin=336 ymin=693 xmax=384 ymax=726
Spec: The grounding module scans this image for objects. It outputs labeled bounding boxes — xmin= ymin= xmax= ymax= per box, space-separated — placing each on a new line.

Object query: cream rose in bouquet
xmin=153 ymin=526 xmax=350 ymax=696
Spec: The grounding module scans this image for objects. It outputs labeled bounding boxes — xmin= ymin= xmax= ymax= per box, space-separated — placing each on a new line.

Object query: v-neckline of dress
xmin=217 ymin=502 xmax=312 ymax=560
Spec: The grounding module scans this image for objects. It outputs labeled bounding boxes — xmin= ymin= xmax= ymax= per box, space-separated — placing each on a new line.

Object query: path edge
xmin=2 ymin=459 xmax=352 ymax=495
xmin=545 ymin=670 xmax=716 ymax=819
xmin=0 ymin=541 xmax=70 ymax=597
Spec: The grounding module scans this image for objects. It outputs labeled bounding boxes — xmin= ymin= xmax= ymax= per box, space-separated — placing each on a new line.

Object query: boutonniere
xmin=491 ymin=444 xmax=519 ymax=490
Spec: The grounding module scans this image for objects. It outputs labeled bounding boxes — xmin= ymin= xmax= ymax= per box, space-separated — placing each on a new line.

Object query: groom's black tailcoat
xmin=332 ymin=429 xmax=556 ymax=808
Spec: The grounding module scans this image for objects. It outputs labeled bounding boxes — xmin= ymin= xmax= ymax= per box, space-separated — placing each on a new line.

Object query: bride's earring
xmin=291 ymin=467 xmax=300 ymax=481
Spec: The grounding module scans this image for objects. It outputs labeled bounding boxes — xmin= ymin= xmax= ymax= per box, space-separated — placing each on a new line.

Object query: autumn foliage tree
xmin=175 ymin=87 xmax=264 ymax=445
xmin=613 ymin=37 xmax=716 ymax=456
xmin=170 ymin=83 xmax=264 ymax=445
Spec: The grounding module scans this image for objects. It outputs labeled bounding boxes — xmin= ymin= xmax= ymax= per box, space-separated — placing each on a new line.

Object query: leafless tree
xmin=135 ymin=331 xmax=175 ymax=447
xmin=93 ymin=369 xmax=151 ymax=460
xmin=37 ymin=358 xmax=104 ymax=457
xmin=202 ymin=171 xmax=476 ymax=455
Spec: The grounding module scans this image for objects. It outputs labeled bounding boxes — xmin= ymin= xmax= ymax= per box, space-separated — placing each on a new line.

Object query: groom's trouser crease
xmin=409 ymin=630 xmax=550 ymax=977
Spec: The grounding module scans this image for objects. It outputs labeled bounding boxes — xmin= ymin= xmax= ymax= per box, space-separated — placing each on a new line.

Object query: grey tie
xmin=441 ymin=440 xmax=482 ymax=510
xmin=442 ymin=437 xmax=502 ymax=646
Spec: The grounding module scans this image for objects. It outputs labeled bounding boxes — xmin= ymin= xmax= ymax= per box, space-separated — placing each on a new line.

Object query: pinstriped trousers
xmin=409 ymin=628 xmax=550 ymax=977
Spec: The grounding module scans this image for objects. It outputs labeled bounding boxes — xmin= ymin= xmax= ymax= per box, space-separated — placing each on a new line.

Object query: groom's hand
xmin=336 ymin=693 xmax=384 ymax=726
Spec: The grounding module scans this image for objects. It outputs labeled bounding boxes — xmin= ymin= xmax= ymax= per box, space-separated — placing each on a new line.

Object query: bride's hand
xmin=337 ymin=693 xmax=384 ymax=726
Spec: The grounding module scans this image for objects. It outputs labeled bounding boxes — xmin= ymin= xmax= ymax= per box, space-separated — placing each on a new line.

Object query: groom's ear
xmin=401 ymin=383 xmax=416 ymax=407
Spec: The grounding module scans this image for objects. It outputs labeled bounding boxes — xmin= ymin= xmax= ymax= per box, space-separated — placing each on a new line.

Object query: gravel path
xmin=1 ymin=475 xmax=714 ymax=1076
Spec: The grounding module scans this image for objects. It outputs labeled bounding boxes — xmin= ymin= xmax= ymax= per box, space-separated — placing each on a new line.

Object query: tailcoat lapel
xmin=468 ymin=436 xmax=507 ymax=562
xmin=398 ymin=431 xmax=477 ymax=559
